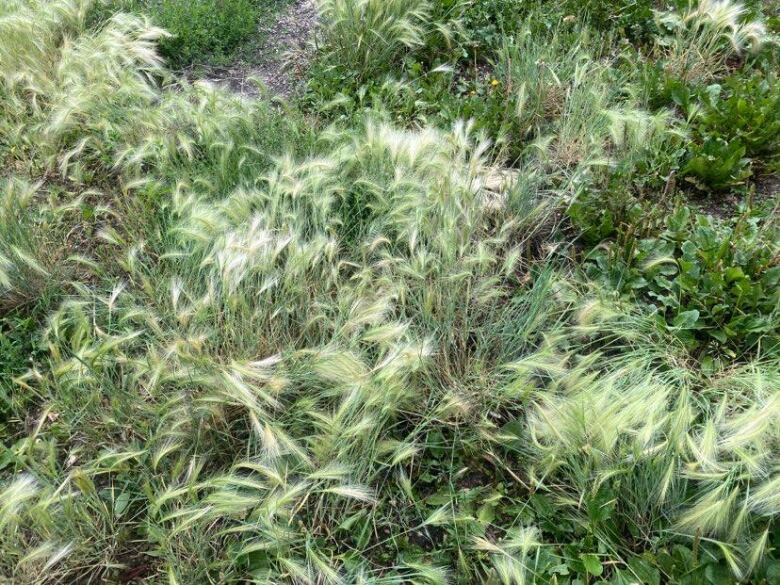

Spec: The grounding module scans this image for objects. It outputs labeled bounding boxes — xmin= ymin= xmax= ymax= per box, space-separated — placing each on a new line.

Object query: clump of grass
xmin=656 ymin=0 xmax=774 ymax=82
xmin=1 ymin=31 xmax=553 ymax=572
xmin=0 ymin=0 xmax=168 ymax=182
xmin=0 ymin=175 xmax=90 ymax=374
xmin=493 ymin=20 xmax=683 ymax=208
xmin=315 ymin=0 xmax=464 ymax=82
xmin=2 ymin=0 xmax=309 ymax=201
xmin=0 ymin=179 xmax=50 ymax=311
xmin=499 ymin=294 xmax=779 ymax=576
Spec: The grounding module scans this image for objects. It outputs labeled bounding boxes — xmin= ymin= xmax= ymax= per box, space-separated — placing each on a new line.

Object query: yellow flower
xmin=491 ymin=79 xmax=500 ymax=86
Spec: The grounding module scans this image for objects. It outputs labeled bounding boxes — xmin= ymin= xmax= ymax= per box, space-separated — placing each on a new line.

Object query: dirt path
xmin=193 ymin=0 xmax=318 ymax=98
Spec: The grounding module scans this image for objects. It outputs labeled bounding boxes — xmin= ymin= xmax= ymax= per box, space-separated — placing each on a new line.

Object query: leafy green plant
xmin=683 ymin=136 xmax=752 ymax=190
xmin=99 ymin=0 xmax=263 ymax=66
xmin=678 ymin=71 xmax=780 ymax=190
xmin=568 ymin=184 xmax=654 ymax=246
xmin=644 ymin=65 xmax=778 ymax=191
xmin=459 ymin=0 xmax=530 ymax=56
xmin=559 ymin=0 xmax=659 ymax=41
xmin=586 ymin=206 xmax=780 ymax=357
xmin=158 ymin=0 xmax=260 ymax=65
xmin=695 ymin=72 xmax=780 ymax=158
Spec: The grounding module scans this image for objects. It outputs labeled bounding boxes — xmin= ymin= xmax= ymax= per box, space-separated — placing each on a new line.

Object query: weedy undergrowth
xmin=1 ymin=1 xmax=778 ymax=584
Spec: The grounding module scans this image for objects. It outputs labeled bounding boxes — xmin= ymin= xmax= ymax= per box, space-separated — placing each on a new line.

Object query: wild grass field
xmin=0 ymin=0 xmax=778 ymax=583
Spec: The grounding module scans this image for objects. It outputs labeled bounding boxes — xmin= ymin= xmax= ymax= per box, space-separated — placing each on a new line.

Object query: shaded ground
xmin=685 ymin=168 xmax=780 ymax=220
xmin=186 ymin=0 xmax=318 ymax=98
xmin=754 ymin=170 xmax=780 ymax=213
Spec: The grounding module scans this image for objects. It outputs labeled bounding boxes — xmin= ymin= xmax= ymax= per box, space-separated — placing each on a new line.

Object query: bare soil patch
xmin=186 ymin=0 xmax=318 ymax=98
